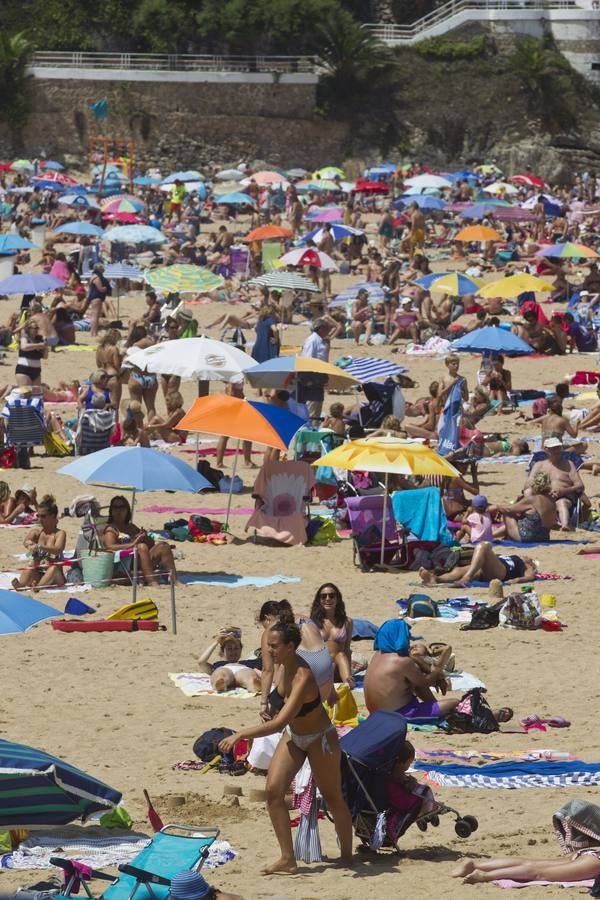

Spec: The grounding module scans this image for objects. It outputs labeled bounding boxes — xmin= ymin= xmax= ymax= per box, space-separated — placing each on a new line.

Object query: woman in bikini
xmin=125 ymin=325 xmax=158 ymax=419
xmin=102 ymin=495 xmax=178 ymax=585
xmin=493 ymin=472 xmax=557 ymax=543
xmin=309 ymin=583 xmax=354 ymax=689
xmin=198 ymin=626 xmax=261 ymax=693
xmin=419 ymin=543 xmax=537 ymax=587
xmin=12 ymin=496 xmax=66 ymax=591
xmin=218 ymin=616 xmax=353 ymax=875
xmin=96 ymin=330 xmax=123 ymax=412
xmin=453 ymin=849 xmax=600 ymax=885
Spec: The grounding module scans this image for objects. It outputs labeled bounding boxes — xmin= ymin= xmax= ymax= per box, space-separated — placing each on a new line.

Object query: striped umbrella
xmin=306 ymin=207 xmax=344 ymax=223
xmin=330 ymin=282 xmax=385 ymax=307
xmin=32 ymin=171 xmax=77 ymax=186
xmin=336 ymin=357 xmax=407 ymax=382
xmin=101 ymin=196 xmax=145 ymax=214
xmin=145 ymin=264 xmax=224 ymax=294
xmin=248 ymin=272 xmax=321 ymax=293
xmin=413 ymin=272 xmax=483 ymax=296
xmin=104 ymin=263 xmax=144 ymax=280
xmin=534 ymin=242 xmax=599 ymax=259
xmin=103 ymin=225 xmax=166 ymax=244
xmin=300 ymin=224 xmax=362 ymax=243
xmin=278 ymin=248 xmax=338 ymax=270
xmin=0 ymin=738 xmax=121 ymax=826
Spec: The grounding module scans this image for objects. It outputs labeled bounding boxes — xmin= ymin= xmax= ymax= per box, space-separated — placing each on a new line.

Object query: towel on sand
xmin=180 ymin=573 xmax=300 ymax=588
xmin=415 ymin=759 xmax=600 ymax=788
xmin=0 ymin=572 xmax=91 ymax=593
xmin=169 ymin=672 xmax=257 ymax=699
xmin=494 ymin=878 xmax=594 ymax=889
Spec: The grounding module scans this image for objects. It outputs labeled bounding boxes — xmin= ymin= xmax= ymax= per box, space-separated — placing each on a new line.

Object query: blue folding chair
xmin=55 ymin=823 xmax=220 ymax=900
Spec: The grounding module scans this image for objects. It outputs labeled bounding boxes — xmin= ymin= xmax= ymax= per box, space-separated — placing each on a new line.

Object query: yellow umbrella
xmin=478 ymin=273 xmax=554 ymax=299
xmin=313 ymin=436 xmax=458 ymax=564
xmin=455 ymin=225 xmax=502 ymax=242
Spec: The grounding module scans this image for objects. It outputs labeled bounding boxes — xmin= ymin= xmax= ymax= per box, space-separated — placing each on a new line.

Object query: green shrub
xmin=415 ymin=33 xmax=487 ymax=60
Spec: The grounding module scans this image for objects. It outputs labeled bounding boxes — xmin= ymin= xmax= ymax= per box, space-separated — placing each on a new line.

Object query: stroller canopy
xmin=340 ymin=710 xmax=407 ymax=771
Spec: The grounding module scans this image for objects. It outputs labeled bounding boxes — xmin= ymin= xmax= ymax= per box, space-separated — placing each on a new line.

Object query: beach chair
xmin=54 ymin=823 xmax=220 ymax=900
xmin=527 ymin=449 xmax=585 ymax=527
xmin=4 ymin=403 xmax=46 ymax=467
xmin=76 ymin=411 xmax=116 ymax=456
xmin=74 ymin=508 xmax=136 ymax=585
xmin=345 ymin=494 xmax=407 ymax=571
xmin=245 ymin=459 xmax=315 ymax=545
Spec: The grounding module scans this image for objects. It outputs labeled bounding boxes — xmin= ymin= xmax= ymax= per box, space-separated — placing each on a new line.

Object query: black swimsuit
xmin=268 ymin=688 xmax=321 ymax=717
xmin=498 ymin=554 xmax=526 ymax=581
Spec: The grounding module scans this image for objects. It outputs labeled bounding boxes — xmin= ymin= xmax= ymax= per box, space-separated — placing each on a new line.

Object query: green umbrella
xmin=145 ymin=265 xmax=224 ymax=294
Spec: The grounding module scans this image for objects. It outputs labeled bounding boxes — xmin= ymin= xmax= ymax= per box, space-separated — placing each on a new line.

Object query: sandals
xmin=520 ymin=714 xmax=571 ymax=733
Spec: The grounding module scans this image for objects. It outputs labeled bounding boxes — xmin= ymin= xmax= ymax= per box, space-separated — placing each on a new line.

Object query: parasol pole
xmin=132 ymin=546 xmax=138 ymax=602
xmin=380 ymin=472 xmax=389 ymax=566
xmin=225 ymin=439 xmax=240 ymax=530
xmin=195 ymin=433 xmax=199 ymax=470
xmin=169 ymin=573 xmax=177 ymax=634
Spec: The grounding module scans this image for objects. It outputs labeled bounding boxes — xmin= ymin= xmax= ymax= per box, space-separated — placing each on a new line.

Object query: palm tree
xmin=316 ymin=9 xmax=397 ymax=97
xmin=0 ymin=32 xmax=35 ymax=126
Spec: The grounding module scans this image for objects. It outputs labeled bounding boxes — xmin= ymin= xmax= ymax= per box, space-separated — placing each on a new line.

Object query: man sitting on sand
xmin=525 ymin=437 xmax=585 ymax=530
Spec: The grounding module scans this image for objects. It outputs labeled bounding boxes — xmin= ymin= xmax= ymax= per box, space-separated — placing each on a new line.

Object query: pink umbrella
xmin=32 ymin=171 xmax=78 ymax=186
xmin=307 ymin=207 xmax=344 ymax=223
xmin=493 ymin=207 xmax=536 ymax=222
xmin=511 ymin=174 xmax=546 ymax=189
xmin=279 ymin=248 xmax=338 ymax=270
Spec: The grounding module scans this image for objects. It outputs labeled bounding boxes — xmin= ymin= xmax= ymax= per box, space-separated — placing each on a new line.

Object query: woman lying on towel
xmin=453 ymin=850 xmax=600 ymax=885
xmin=198 ymin=626 xmax=262 ymax=693
xmin=12 ymin=495 xmax=66 ymax=590
xmin=102 ymin=495 xmax=178 ymax=585
xmin=419 ymin=543 xmax=537 ymax=587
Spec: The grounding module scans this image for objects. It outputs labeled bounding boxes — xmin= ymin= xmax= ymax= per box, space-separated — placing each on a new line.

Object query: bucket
xmin=80 ymin=550 xmax=114 ymax=587
xmin=540 ymin=593 xmax=556 ymax=610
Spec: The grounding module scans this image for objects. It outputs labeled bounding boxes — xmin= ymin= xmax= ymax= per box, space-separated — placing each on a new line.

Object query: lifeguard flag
xmin=90 ymin=99 xmax=108 ymax=119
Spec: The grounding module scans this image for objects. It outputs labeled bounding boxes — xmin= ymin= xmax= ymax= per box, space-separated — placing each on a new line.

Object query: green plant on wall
xmin=0 ymin=32 xmax=35 ymax=128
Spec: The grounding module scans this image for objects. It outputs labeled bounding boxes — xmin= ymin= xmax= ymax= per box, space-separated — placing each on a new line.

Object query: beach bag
xmin=79 ymin=550 xmax=114 ymax=588
xmin=43 ymin=432 xmax=72 ymax=458
xmin=501 ymin=591 xmax=540 ymax=629
xmin=445 ymin=688 xmax=499 ymax=734
xmin=0 ymin=446 xmax=14 ymax=469
xmin=193 ymin=727 xmax=234 ymax=763
xmin=553 ymin=800 xmax=600 ymax=853
xmin=309 ymin=518 xmax=340 ymax=546
xmin=460 ymin=598 xmax=505 ymax=631
xmin=219 ymin=475 xmax=243 ymax=494
xmin=406 ymin=593 xmax=439 ymax=618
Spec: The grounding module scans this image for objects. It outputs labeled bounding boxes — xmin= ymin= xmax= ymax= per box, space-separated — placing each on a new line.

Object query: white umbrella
xmin=215 ymin=169 xmax=245 ymax=181
xmin=248 ymin=272 xmax=322 ymax=293
xmin=123 ymin=336 xmax=254 ymax=382
xmin=279 ymin=248 xmax=338 ymax=271
xmin=483 ymin=182 xmax=519 ymax=196
xmin=403 ymin=174 xmax=452 ymax=191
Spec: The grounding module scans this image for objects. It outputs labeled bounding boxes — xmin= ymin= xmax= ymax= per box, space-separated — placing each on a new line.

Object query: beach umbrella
xmin=296 ymin=179 xmax=338 ymax=193
xmin=215 ymin=169 xmax=245 ymax=181
xmin=103 ymin=224 xmax=167 ymax=244
xmin=353 ymin=179 xmax=389 ymax=194
xmin=329 ymin=282 xmax=385 ymax=307
xmin=403 ymin=174 xmax=451 ymax=191
xmin=521 ymin=194 xmax=562 ymax=216
xmin=0 ymin=234 xmax=38 ymax=252
xmin=0 ymin=273 xmax=66 ymax=294
xmin=451 ymin=325 xmax=533 ymax=355
xmin=534 ymin=242 xmax=600 ymax=259
xmin=39 ymin=160 xmax=64 ymax=171
xmin=104 ymin=263 xmax=143 ymax=280
xmin=162 ymin=170 xmax=203 ymax=184
xmin=395 ymin=195 xmax=447 ymax=211
xmin=300 ymin=224 xmax=362 ymax=243
xmin=457 ymin=203 xmax=503 ymax=219
xmin=32 ymin=171 xmax=77 ymax=187
xmin=124 ymin=336 xmax=255 ymax=382
xmin=6 ymin=186 xmax=33 ymax=195
xmin=314 ymin=166 xmax=344 ymax=180
xmin=248 ymin=272 xmax=322 ymax=293
xmin=492 ymin=207 xmax=536 ymax=223
xmin=244 ymin=224 xmax=292 ymax=242
xmin=145 ymin=264 xmax=224 ymax=294
xmin=278 ymin=248 xmax=338 ymax=270
xmin=103 ymin=212 xmax=147 ymax=225
xmin=413 ymin=272 xmax=483 ymax=296
xmin=54 ymin=222 xmax=105 ymax=238
xmin=10 ymin=159 xmax=34 ymax=172
xmin=0 ymin=739 xmax=122 ymax=827
xmin=58 ymin=194 xmax=100 ymax=209
xmin=483 ymin=181 xmax=519 ymax=196
xmin=159 ymin=181 xmax=206 ymax=199
xmin=287 ymin=167 xmax=308 ymax=179
xmin=244 ymin=356 xmax=360 ymax=391
xmin=90 ymin=163 xmax=122 ymax=177
xmin=455 ymin=225 xmax=502 ymax=242
xmin=511 ymin=173 xmax=545 ymax=188
xmin=241 ymin=171 xmax=289 ymax=187
xmin=29 ymin=180 xmax=68 ymax=193
xmin=478 ymin=273 xmax=554 ymax=298
xmin=0 ymin=589 xmax=60 ymax=635
xmin=214 ymin=192 xmax=256 ymax=207
xmin=177 ymin=395 xmax=305 ymax=526
xmin=335 ymin=357 xmax=407 ymax=382
xmin=133 ymin=175 xmax=161 ymax=186
xmin=364 ymin=164 xmax=396 ymax=179
xmin=313 ymin=436 xmax=458 ymax=564
xmin=101 ymin=196 xmax=145 ymax=214
xmin=305 ymin=207 xmax=344 ymax=223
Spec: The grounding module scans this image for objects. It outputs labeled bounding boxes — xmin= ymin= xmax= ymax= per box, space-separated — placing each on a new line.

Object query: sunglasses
xmin=111 ymin=503 xmax=128 ymax=510
xmin=320 ymin=591 xmax=337 ymax=599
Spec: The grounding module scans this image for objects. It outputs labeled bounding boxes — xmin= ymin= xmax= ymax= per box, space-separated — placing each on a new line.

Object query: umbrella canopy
xmin=101 ymin=196 xmax=145 ymax=214
xmin=301 ymin=224 xmax=362 ymax=243
xmin=10 ymin=159 xmax=34 ymax=172
xmin=314 ymin=435 xmax=459 ymax=476
xmin=413 ymin=272 xmax=482 ymax=296
xmin=58 ymin=446 xmax=211 ymax=493
xmin=483 ymin=181 xmax=519 ymax=195
xmin=103 ymin=212 xmax=147 ymax=225
xmin=296 ymin=179 xmax=338 ymax=193
xmin=0 ymin=234 xmax=38 ymax=252
xmin=241 ymin=171 xmax=289 ymax=187
xmin=455 ymin=225 xmax=502 ymax=242
xmin=279 ymin=248 xmax=338 ymax=270
xmin=511 ymin=173 xmax=545 ymax=188
xmin=0 ymin=739 xmax=122 ymax=827
xmin=124 ymin=336 xmax=255 ymax=381
xmin=145 ymin=265 xmax=224 ymax=294
xmin=336 ymin=357 xmax=407 ymax=382
xmin=521 ymin=194 xmax=562 ymax=216
xmin=133 ymin=175 xmax=161 ymax=186
xmin=248 ymin=272 xmax=321 ymax=293
xmin=162 ymin=170 xmax=203 ymax=184
xmin=403 ymin=174 xmax=451 ymax=191
xmin=103 ymin=263 xmax=144 ymax=280
xmin=39 ymin=160 xmax=64 ymax=171
xmin=364 ymin=164 xmax=396 ymax=179
xmin=215 ymin=169 xmax=245 ymax=181
xmin=287 ymin=167 xmax=308 ymax=179
xmin=478 ymin=273 xmax=554 ymax=298
xmin=534 ymin=242 xmax=599 ymax=259
xmin=353 ymin=179 xmax=389 ymax=194
xmin=103 ymin=225 xmax=166 ymax=244
xmin=54 ymin=222 xmax=105 ymax=238
xmin=0 ymin=589 xmax=60 ymax=635
xmin=314 ymin=166 xmax=344 ymax=180
xmin=244 ymin=224 xmax=292 ymax=242
xmin=451 ymin=325 xmax=533 ymax=355
xmin=244 ymin=356 xmax=359 ymax=391
xmin=0 ymin=273 xmax=66 ymax=295
xmin=32 ymin=171 xmax=77 ymax=186
xmin=214 ymin=192 xmax=256 ymax=207
xmin=306 ymin=207 xmax=344 ymax=223
xmin=457 ymin=203 xmax=502 ymax=219
xmin=177 ymin=395 xmax=304 ymax=451
xmin=396 ymin=194 xmax=447 ymax=211
xmin=58 ymin=194 xmax=100 ymax=209
xmin=493 ymin=207 xmax=536 ymax=223
xmin=329 ymin=282 xmax=385 ymax=307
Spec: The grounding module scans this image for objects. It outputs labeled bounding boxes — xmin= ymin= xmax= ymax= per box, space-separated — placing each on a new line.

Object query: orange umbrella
xmin=455 ymin=225 xmax=502 ymax=242
xmin=243 ymin=224 xmax=293 ymax=242
xmin=177 ymin=394 xmax=303 ymax=450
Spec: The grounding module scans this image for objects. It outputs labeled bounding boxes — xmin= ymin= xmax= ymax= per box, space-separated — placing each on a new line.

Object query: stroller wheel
xmin=430 ymin=814 xmax=440 ymax=827
xmin=455 ymin=819 xmax=472 ymax=839
xmin=462 ymin=815 xmax=478 ymax=832
xmin=417 ymin=819 xmax=428 ymax=831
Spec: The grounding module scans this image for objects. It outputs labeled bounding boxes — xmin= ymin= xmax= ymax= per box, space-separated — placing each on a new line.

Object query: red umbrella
xmin=102 ymin=212 xmax=147 ymax=223
xmin=511 ymin=174 xmax=545 ymax=189
xmin=0 ymin=163 xmax=13 ymax=171
xmin=32 ymin=171 xmax=78 ymax=186
xmin=353 ymin=179 xmax=389 ymax=194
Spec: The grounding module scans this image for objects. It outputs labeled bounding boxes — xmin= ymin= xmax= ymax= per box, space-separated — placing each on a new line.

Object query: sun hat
xmin=472 ymin=494 xmax=489 ymax=509
xmin=544 ymin=436 xmax=564 ymax=449
xmin=170 ymin=870 xmax=211 ymax=900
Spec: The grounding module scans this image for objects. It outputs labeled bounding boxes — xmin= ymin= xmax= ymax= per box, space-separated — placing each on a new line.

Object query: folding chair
xmin=54 ymin=823 xmax=220 ymax=900
xmin=245 ymin=459 xmax=315 ymax=545
xmin=76 ymin=413 xmax=116 ymax=456
xmin=5 ymin=404 xmax=46 ymax=467
xmin=345 ymin=494 xmax=407 ymax=571
xmin=75 ymin=508 xmax=136 ymax=585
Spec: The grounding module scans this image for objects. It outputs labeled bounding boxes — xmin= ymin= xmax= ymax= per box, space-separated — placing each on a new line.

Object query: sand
xmin=0 ymin=257 xmax=597 ymax=900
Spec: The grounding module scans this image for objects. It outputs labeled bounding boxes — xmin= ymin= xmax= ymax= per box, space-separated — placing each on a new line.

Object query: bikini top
xmin=323 ymin=624 xmax=347 ymax=646
xmin=267 ymin=688 xmax=321 ymax=718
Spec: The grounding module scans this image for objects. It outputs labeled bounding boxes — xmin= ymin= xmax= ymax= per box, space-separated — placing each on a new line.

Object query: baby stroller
xmin=338 ymin=711 xmax=478 ymax=852
xmin=344 ymin=380 xmax=399 ymax=436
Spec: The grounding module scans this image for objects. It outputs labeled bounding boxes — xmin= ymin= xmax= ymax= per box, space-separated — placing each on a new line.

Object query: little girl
xmin=456 ymin=494 xmax=493 ymax=543
xmin=322 ymin=402 xmax=346 ymax=436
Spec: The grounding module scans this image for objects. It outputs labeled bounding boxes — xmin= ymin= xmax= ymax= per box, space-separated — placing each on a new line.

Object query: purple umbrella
xmin=306 ymin=207 xmax=344 ymax=223
xmin=494 ymin=207 xmax=536 ymax=222
xmin=0 ymin=273 xmax=66 ymax=295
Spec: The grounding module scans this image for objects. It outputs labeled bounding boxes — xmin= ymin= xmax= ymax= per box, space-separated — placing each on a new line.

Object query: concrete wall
xmin=7 ymin=76 xmax=348 ymax=169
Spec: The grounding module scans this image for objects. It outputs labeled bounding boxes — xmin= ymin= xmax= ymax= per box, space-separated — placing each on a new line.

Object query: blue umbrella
xmin=162 ymin=170 xmax=203 ymax=184
xmin=364 ymin=163 xmax=396 ymax=179
xmin=414 ymin=272 xmax=482 ymax=296
xmin=58 ymin=194 xmax=100 ymax=209
xmin=0 ymin=273 xmax=66 ymax=295
xmin=300 ymin=224 xmax=361 ymax=243
xmin=330 ymin=282 xmax=386 ymax=308
xmin=39 ymin=160 xmax=64 ymax=171
xmin=0 ymin=739 xmax=121 ymax=826
xmin=0 ymin=589 xmax=60 ymax=635
xmin=133 ymin=175 xmax=161 ymax=186
xmin=54 ymin=222 xmax=105 ymax=238
xmin=451 ymin=326 xmax=533 ymax=355
xmin=104 ymin=263 xmax=143 ymax=280
xmin=58 ymin=446 xmax=212 ymax=508
xmin=103 ymin=224 xmax=167 ymax=244
xmin=458 ymin=203 xmax=501 ymax=219
xmin=337 ymin=357 xmax=407 ymax=382
xmin=214 ymin=191 xmax=256 ymax=206
xmin=445 ymin=170 xmax=477 ymax=183
xmin=0 ymin=234 xmax=37 ymax=252
xmin=91 ymin=163 xmax=122 ymax=178
xmin=395 ymin=194 xmax=447 ymax=210
xmin=30 ymin=179 xmax=67 ymax=193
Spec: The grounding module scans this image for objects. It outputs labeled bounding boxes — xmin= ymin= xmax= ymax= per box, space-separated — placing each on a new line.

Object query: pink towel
xmin=139 ymin=505 xmax=254 ymax=515
xmin=494 ymin=878 xmax=594 ymax=889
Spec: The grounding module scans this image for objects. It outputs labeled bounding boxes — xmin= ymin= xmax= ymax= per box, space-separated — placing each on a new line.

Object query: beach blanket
xmin=415 ymin=748 xmax=574 ymax=764
xmin=180 ymin=573 xmax=300 ymax=588
xmin=391 ymin=486 xmax=452 ymax=544
xmin=140 ymin=505 xmax=254 ymax=516
xmin=415 ymin=759 xmax=600 ymax=788
xmin=478 ymin=455 xmax=531 ymax=466
xmin=494 ymin=879 xmax=594 ymax=889
xmin=0 ymin=572 xmax=91 ymax=593
xmin=495 ymin=539 xmax=593 ymax=548
xmin=169 ymin=672 xmax=258 ymax=699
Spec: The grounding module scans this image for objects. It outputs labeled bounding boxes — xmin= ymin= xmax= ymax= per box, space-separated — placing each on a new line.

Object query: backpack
xmin=196 ymin=459 xmax=223 ymax=490
xmin=193 ymin=727 xmax=234 ymax=762
xmin=445 ymin=688 xmax=500 ymax=734
xmin=406 ymin=593 xmax=439 ymax=618
xmin=460 ymin=598 xmax=506 ymax=630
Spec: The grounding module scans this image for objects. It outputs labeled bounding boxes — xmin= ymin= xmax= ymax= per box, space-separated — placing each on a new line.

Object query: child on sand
xmin=455 ymin=495 xmax=494 ymax=543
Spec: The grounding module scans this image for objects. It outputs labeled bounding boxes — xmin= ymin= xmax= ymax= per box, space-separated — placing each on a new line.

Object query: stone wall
xmin=4 ymin=77 xmax=349 ymax=169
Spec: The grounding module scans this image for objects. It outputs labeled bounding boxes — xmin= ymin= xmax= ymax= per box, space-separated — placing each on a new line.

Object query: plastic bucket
xmin=80 ymin=550 xmax=114 ymax=587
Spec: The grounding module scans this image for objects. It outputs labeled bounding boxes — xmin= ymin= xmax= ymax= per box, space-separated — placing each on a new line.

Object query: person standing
xmin=299 ymin=318 xmax=332 ymax=423
xmin=85 ymin=264 xmax=111 ymax=338
xmin=15 ymin=319 xmax=48 ymax=386
xmin=251 ymin=305 xmax=280 ymax=364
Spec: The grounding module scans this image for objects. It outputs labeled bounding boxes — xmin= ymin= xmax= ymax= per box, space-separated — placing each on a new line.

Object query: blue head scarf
xmin=373 ymin=619 xmax=411 ymax=655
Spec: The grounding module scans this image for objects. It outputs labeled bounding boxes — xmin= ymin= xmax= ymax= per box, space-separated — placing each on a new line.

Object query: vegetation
xmin=415 ymin=33 xmax=488 ymax=59
xmin=0 ymin=31 xmax=35 ymax=127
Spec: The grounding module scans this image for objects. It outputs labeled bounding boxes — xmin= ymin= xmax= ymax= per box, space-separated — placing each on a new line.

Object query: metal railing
xmin=364 ymin=0 xmax=582 ymax=41
xmin=28 ymin=51 xmax=318 ymax=73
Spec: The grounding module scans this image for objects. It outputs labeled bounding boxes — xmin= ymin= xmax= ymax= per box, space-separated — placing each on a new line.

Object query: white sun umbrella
xmin=279 ymin=248 xmax=338 ymax=270
xmin=248 ymin=272 xmax=322 ymax=293
xmin=403 ymin=174 xmax=452 ymax=191
xmin=483 ymin=182 xmax=519 ymax=196
xmin=123 ymin=336 xmax=254 ymax=382
xmin=215 ymin=169 xmax=245 ymax=181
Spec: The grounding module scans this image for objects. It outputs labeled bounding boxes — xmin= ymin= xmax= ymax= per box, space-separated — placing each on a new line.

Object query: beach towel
xmin=494 ymin=879 xmax=594 ymax=889
xmin=417 ymin=573 xmax=570 ymax=589
xmin=0 ymin=572 xmax=92 ymax=593
xmin=495 ymin=539 xmax=593 ymax=548
xmin=391 ymin=486 xmax=452 ymax=544
xmin=448 ymin=672 xmax=486 ymax=691
xmin=478 ymin=454 xmax=531 ymax=466
xmin=140 ymin=505 xmax=255 ymax=516
xmin=415 ymin=748 xmax=574 ymax=764
xmin=169 ymin=672 xmax=258 ymax=699
xmin=179 ymin=573 xmax=300 ymax=589
xmin=415 ymin=759 xmax=600 ymax=788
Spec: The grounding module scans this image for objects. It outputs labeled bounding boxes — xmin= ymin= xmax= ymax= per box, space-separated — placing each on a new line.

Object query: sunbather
xmin=493 ymin=472 xmax=556 ymax=542
xmin=197 ymin=626 xmax=261 ymax=693
xmin=12 ymin=495 xmax=66 ymax=591
xmin=102 ymin=495 xmax=178 ymax=585
xmin=419 ymin=543 xmax=537 ymax=586
xmin=0 ymin=481 xmax=37 ymax=525
xmin=452 ymin=850 xmax=600 ymax=885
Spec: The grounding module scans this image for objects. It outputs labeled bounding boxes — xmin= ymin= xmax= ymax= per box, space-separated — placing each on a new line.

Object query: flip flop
xmin=541 ymin=716 xmax=571 ymax=728
xmin=520 ymin=714 xmax=547 ymax=732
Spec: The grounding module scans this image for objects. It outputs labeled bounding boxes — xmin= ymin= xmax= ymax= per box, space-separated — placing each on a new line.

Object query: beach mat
xmin=180 ymin=573 xmax=300 ymax=588
xmin=169 ymin=672 xmax=257 ymax=699
xmin=140 ymin=505 xmax=254 ymax=516
xmin=53 ymin=620 xmax=161 ymax=633
xmin=495 ymin=539 xmax=593 ymax=547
